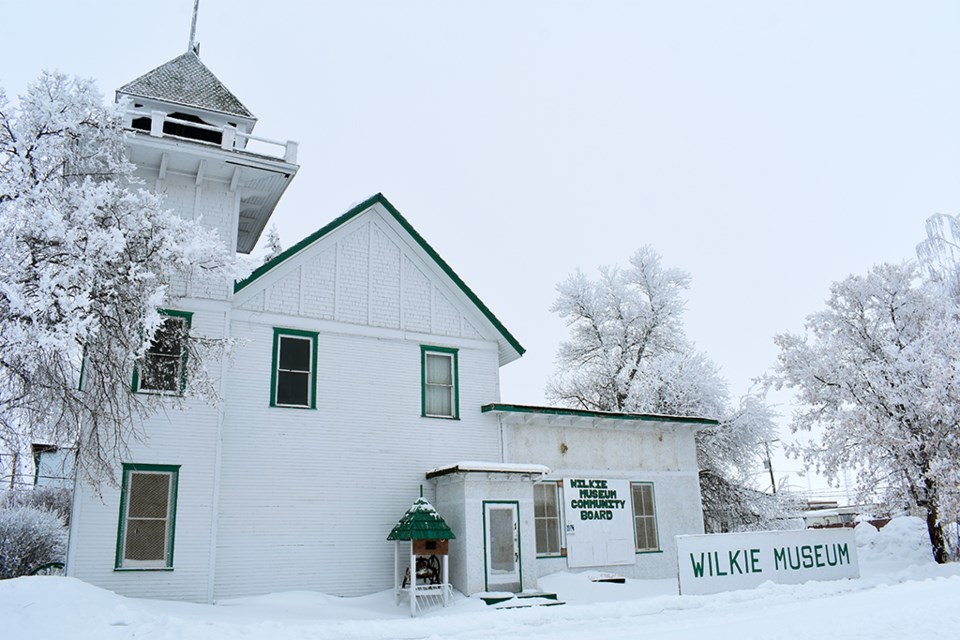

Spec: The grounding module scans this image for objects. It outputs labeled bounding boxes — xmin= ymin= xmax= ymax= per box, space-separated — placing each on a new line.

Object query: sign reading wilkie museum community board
xmin=563 ymin=478 xmax=635 ymax=568
xmin=676 ymin=529 xmax=859 ymax=595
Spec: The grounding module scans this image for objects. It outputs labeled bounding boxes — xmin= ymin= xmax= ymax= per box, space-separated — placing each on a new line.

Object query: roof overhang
xmin=426 ymin=461 xmax=551 ymax=479
xmin=125 ymin=130 xmax=298 ymax=253
xmin=481 ymin=403 xmax=719 ymax=430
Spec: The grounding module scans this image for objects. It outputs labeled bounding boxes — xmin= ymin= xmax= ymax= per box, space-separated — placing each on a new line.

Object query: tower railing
xmin=124 ymin=108 xmax=298 ymax=164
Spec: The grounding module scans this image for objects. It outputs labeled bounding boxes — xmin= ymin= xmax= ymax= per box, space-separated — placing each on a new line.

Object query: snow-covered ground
xmin=4 ymin=517 xmax=958 ymax=640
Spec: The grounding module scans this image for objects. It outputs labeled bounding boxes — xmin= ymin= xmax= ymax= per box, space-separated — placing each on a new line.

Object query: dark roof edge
xmin=117 ymin=89 xmax=257 ymax=121
xmin=234 ymin=193 xmax=525 ymax=356
xmin=480 ymin=403 xmax=720 ymax=426
xmin=425 ymin=463 xmax=549 ymax=479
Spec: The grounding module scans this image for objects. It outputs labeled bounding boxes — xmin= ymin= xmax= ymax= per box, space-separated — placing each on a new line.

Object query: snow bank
xmin=856 ymin=516 xmax=935 ymax=570
xmin=3 ymin=517 xmax=956 ymax=640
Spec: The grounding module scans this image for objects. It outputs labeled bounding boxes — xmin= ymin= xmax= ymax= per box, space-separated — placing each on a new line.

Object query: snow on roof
xmin=386 ymin=497 xmax=456 ymax=541
xmin=480 ymin=403 xmax=719 ymax=426
xmin=425 ymin=461 xmax=551 ymax=479
xmin=118 ymin=51 xmax=254 ymax=119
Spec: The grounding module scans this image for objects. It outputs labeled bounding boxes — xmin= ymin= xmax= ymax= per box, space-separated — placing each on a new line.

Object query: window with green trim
xmin=421 ymin=345 xmax=458 ymax=418
xmin=271 ymin=328 xmax=318 ymax=408
xmin=631 ymin=482 xmax=659 ymax=552
xmin=134 ymin=310 xmax=192 ymax=394
xmin=534 ymin=481 xmax=563 ymax=557
xmin=116 ymin=464 xmax=179 ymax=570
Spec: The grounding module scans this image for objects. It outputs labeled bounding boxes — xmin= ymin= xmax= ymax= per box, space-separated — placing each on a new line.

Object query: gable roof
xmin=118 ymin=51 xmax=254 ymax=119
xmin=234 ymin=193 xmax=525 ymax=360
xmin=387 ymin=497 xmax=456 ymax=541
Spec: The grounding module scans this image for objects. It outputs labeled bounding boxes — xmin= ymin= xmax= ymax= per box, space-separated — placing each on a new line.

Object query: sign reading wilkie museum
xmin=676 ymin=529 xmax=859 ymax=595
xmin=563 ymin=478 xmax=634 ymax=568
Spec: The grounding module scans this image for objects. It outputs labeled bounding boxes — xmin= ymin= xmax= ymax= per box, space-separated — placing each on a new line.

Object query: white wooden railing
xmin=126 ymin=109 xmax=298 ymax=163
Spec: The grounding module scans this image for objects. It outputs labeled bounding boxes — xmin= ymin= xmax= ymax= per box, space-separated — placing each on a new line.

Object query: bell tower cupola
xmin=115 ymin=1 xmax=298 ymax=255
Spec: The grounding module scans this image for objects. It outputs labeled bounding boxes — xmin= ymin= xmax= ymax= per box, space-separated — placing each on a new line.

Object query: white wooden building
xmin=65 ymin=46 xmax=717 ymax=603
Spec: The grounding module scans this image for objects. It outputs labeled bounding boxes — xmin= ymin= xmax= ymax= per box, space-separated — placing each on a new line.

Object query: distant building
xmin=802 ymin=502 xmax=887 ymax=529
xmin=31 ymin=444 xmax=75 ymax=489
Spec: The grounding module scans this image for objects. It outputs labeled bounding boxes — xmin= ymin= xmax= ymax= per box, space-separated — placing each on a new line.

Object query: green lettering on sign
xmin=691 ymin=553 xmax=706 ymax=578
xmin=838 ymin=543 xmax=850 ymax=565
xmin=774 ymin=547 xmax=787 ymax=571
xmin=728 ymin=550 xmax=742 ymax=574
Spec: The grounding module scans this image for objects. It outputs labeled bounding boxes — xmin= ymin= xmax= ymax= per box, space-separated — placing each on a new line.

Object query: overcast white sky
xmin=2 ymin=1 xmax=958 ymax=495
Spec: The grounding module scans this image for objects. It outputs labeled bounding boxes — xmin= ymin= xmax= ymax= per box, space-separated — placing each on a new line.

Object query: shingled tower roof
xmin=387 ymin=497 xmax=456 ymax=541
xmin=118 ymin=51 xmax=254 ymax=119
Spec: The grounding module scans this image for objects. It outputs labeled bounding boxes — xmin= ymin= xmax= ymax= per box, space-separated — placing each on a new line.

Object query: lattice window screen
xmin=124 ymin=472 xmax=171 ymax=562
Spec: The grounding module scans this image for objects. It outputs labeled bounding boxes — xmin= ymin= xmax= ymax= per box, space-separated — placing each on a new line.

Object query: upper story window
xmin=271 ymin=328 xmax=318 ymax=409
xmin=421 ymin=345 xmax=459 ymax=419
xmin=134 ymin=310 xmax=192 ymax=394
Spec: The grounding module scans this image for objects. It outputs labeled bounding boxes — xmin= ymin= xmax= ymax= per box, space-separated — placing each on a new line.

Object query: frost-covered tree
xmin=262 ymin=223 xmax=283 ymax=264
xmin=0 ymin=72 xmax=234 ymax=485
xmin=0 ymin=503 xmax=67 ymax=578
xmin=917 ymin=212 xmax=960 ymax=301
xmin=548 ymin=247 xmax=785 ymax=531
xmin=771 ymin=262 xmax=960 ymax=563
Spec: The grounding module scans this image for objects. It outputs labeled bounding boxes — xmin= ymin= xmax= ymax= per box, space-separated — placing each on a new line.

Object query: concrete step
xmin=478 ymin=592 xmax=563 ymax=608
xmin=492 ymin=596 xmax=566 ymax=609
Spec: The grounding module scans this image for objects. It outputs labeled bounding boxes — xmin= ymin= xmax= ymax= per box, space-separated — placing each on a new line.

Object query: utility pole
xmin=763 ymin=440 xmax=777 ymax=494
xmin=9 ymin=450 xmax=18 ymax=490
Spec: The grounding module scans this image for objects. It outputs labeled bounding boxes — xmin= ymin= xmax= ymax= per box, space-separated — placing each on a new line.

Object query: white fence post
xmin=284 ymin=140 xmax=299 ymax=163
xmin=150 ymin=111 xmax=165 ymax=137
xmin=221 ymin=125 xmax=236 ymax=151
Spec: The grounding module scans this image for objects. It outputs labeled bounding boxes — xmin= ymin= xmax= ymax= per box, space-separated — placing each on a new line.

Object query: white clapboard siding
xmin=504 ymin=418 xmax=704 ymax=581
xmin=213 ymin=318 xmax=502 ymax=598
xmin=67 ymin=306 xmax=228 ymax=602
xmin=69 ymin=196 xmax=515 ymax=601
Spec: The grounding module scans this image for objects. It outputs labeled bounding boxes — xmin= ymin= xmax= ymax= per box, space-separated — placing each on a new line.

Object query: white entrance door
xmin=484 ymin=502 xmax=521 ymax=592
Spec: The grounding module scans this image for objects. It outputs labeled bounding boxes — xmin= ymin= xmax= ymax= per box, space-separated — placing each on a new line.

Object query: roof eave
xmin=480 ymin=403 xmax=720 ymax=426
xmin=117 ymin=90 xmax=257 ymax=122
xmin=234 ymin=193 xmax=525 ymax=360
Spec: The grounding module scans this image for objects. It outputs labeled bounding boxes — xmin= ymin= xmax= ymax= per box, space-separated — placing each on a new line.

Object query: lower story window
xmin=534 ymin=481 xmax=563 ymax=556
xmin=631 ymin=482 xmax=659 ymax=552
xmin=116 ymin=464 xmax=179 ymax=569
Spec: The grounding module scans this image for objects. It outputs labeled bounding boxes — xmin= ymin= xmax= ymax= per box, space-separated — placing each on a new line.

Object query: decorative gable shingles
xmin=239 ymin=290 xmax=265 ymax=312
xmin=269 ymin=270 xmax=301 ymax=316
xmin=462 ymin=319 xmax=482 ymax=339
xmin=371 ymin=224 xmax=401 ymax=328
xmin=433 ymin=286 xmax=460 ymax=336
xmin=403 ymin=257 xmax=432 ymax=333
xmin=337 ymin=222 xmax=369 ymax=325
xmin=302 ymin=248 xmax=336 ymax=320
xmin=247 ymin=212 xmax=487 ymax=342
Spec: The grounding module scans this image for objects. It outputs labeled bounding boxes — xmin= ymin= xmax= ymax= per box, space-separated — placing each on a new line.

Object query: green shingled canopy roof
xmin=387 ymin=497 xmax=456 ymax=541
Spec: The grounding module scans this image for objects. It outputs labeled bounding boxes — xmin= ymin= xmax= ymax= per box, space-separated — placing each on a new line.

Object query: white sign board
xmin=676 ymin=529 xmax=859 ymax=595
xmin=563 ymin=478 xmax=634 ymax=568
